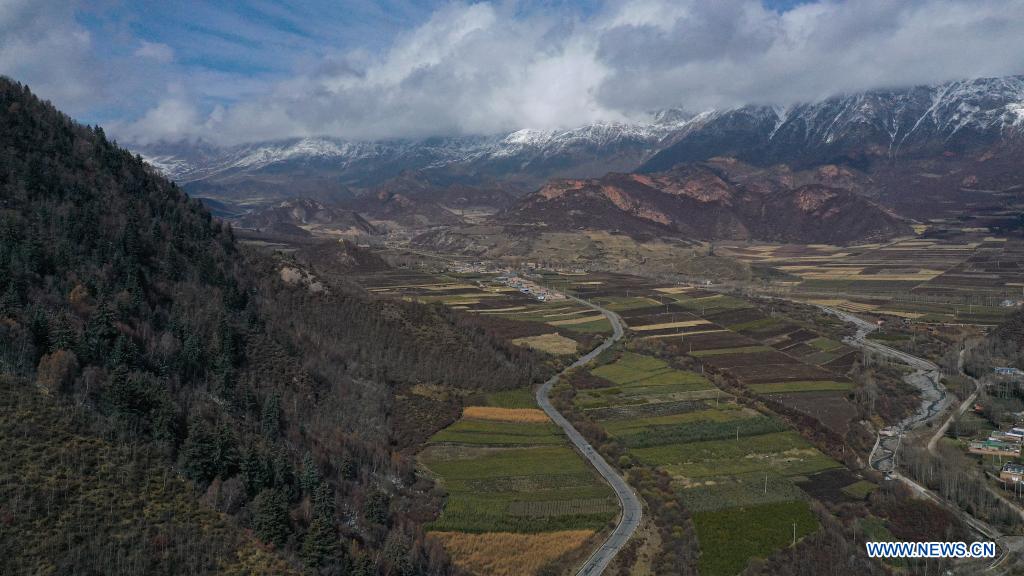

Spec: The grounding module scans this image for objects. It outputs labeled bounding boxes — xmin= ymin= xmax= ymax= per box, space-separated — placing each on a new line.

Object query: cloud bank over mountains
xmin=4 ymin=0 xmax=1024 ymax=145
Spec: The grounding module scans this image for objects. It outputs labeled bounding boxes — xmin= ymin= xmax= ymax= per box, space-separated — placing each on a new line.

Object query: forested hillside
xmin=0 ymin=77 xmax=540 ymax=575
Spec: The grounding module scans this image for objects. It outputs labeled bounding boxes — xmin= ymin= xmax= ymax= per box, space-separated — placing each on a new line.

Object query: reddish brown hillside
xmin=499 ymin=160 xmax=910 ymax=244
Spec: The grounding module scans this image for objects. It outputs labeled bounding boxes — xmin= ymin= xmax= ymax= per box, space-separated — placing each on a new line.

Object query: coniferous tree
xmin=313 ymin=481 xmax=335 ymax=520
xmin=261 ymin=393 xmax=282 ymax=439
xmin=302 ymin=512 xmax=340 ymax=568
xmin=181 ymin=418 xmax=219 ymax=484
xmin=300 ymin=452 xmax=320 ymax=494
xmin=215 ymin=423 xmax=240 ymax=479
xmin=253 ymin=488 xmax=290 ymax=547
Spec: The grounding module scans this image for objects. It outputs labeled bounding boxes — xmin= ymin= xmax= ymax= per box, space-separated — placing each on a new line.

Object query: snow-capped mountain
xmin=135 ymin=76 xmax=1024 ymax=208
xmin=135 ymin=113 xmax=697 ymax=201
xmin=640 ymin=76 xmax=1024 ymax=171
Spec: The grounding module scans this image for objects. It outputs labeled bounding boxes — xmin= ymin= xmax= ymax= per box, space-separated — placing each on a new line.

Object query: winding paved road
xmin=535 ymin=296 xmax=643 ymax=576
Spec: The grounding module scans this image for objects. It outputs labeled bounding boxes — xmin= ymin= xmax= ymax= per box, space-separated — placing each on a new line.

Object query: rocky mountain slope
xmin=498 ymin=159 xmax=910 ymax=244
xmin=234 ymin=197 xmax=380 ymax=237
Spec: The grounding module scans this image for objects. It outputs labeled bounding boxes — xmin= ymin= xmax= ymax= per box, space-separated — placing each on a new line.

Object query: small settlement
xmin=969 ymin=426 xmax=1024 ymax=458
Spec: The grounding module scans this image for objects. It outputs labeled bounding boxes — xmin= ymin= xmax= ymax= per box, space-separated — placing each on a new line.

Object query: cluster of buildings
xmin=494 ymin=275 xmax=566 ymax=302
xmin=969 ymin=426 xmax=1024 ymax=458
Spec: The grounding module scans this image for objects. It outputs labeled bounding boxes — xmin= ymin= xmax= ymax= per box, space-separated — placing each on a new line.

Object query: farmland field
xmin=692 ymin=501 xmax=819 ymax=576
xmin=431 ymin=530 xmax=597 ymax=576
xmin=420 ymin=391 xmax=616 ymax=574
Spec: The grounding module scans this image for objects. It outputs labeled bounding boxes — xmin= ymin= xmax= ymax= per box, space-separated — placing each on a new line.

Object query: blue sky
xmin=3 ymin=0 xmax=1021 ymax=145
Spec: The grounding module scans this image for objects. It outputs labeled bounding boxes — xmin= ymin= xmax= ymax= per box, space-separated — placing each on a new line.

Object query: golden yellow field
xmin=548 ymin=314 xmax=607 ymax=326
xmin=631 ymin=319 xmax=710 ymax=332
xmin=462 ymin=406 xmax=550 ymax=423
xmin=511 ymin=333 xmax=579 ymax=355
xmin=431 ymin=530 xmax=595 ymax=576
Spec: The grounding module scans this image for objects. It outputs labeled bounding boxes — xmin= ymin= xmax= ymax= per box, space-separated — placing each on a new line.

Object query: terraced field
xmin=419 ymin=391 xmax=616 ymax=576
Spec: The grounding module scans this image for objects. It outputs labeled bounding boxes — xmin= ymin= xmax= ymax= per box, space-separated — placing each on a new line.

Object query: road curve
xmin=536 ymin=296 xmax=643 ymax=576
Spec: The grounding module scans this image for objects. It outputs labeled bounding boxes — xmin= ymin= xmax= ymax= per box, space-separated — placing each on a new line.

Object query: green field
xmin=747 ymin=380 xmax=852 ymax=394
xmin=484 ymin=388 xmax=538 ymax=408
xmin=558 ymin=318 xmax=614 ymax=333
xmin=421 ymin=416 xmax=616 ymax=533
xmin=664 ymin=450 xmax=839 ymax=480
xmin=615 ymin=416 xmax=787 ymax=448
xmin=430 ymin=419 xmax=562 ymax=446
xmin=679 ymin=472 xmax=808 ymax=512
xmin=600 ymin=406 xmax=747 ymax=435
xmin=575 ymin=352 xmax=714 ymax=408
xmin=629 ymin=431 xmax=810 ymax=466
xmin=728 ymin=317 xmax=782 ymax=332
xmin=693 ymin=501 xmax=819 ymax=576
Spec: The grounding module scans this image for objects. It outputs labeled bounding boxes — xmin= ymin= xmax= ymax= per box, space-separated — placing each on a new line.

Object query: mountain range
xmin=136 ymin=75 xmax=1024 ymax=243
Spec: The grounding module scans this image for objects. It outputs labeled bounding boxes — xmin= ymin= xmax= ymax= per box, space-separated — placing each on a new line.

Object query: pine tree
xmin=302 ymin=512 xmax=339 ymax=568
xmin=49 ymin=310 xmax=75 ymax=351
xmin=253 ymin=488 xmax=290 ymax=547
xmin=261 ymin=393 xmax=281 ymax=439
xmin=364 ymin=491 xmax=390 ymax=526
xmin=312 ymin=482 xmax=335 ymax=520
xmin=242 ymin=446 xmax=271 ymax=496
xmin=300 ymin=452 xmax=320 ymax=495
xmin=214 ymin=423 xmax=240 ymax=479
xmin=339 ymin=454 xmax=357 ymax=481
xmin=181 ymin=418 xmax=219 ymax=484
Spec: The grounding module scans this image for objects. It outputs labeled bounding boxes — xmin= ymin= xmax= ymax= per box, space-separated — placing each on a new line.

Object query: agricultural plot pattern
xmin=719 ymin=238 xmax=1024 ymax=325
xmin=419 ymin=391 xmax=616 ymax=576
xmin=355 ymin=270 xmax=613 ymax=347
xmin=562 ymin=350 xmax=873 ymax=576
xmin=537 ymin=273 xmax=881 ymax=574
xmin=556 ymin=273 xmax=860 ymax=436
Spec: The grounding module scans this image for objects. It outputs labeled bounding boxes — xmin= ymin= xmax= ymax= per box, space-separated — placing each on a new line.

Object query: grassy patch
xmin=841 ymin=480 xmax=878 ymax=499
xmin=808 ymin=337 xmax=843 ymax=352
xmin=693 ymin=501 xmax=818 ymax=576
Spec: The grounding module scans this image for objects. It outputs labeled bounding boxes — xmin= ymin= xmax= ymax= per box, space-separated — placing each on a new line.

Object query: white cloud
xmin=0 ymin=0 xmax=101 ymax=112
xmin=7 ymin=0 xmax=1024 ymax=145
xmin=135 ymin=41 xmax=174 ymax=64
